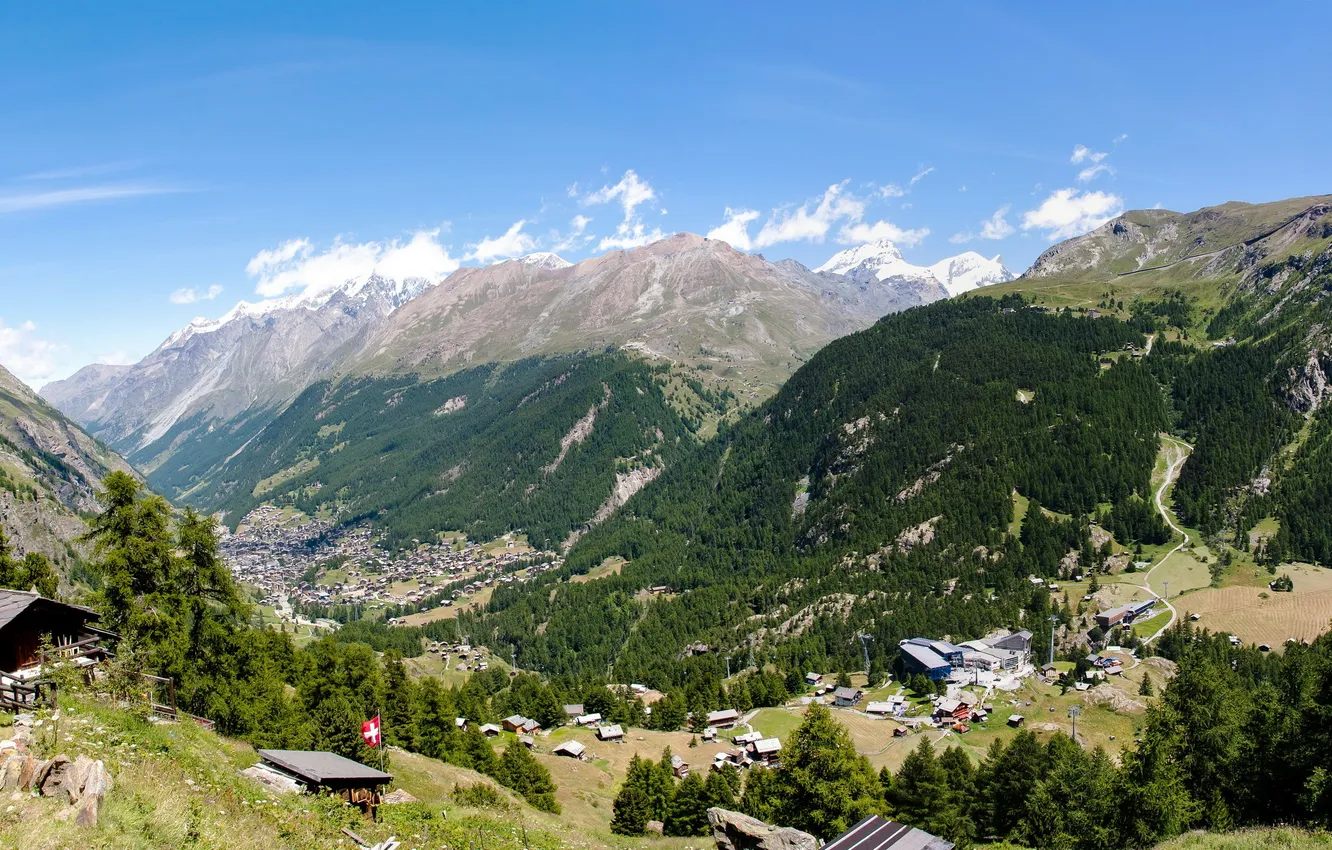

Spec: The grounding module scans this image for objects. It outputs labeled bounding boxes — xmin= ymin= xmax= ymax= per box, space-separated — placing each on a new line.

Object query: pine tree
xmin=664 ymin=772 xmax=709 ymax=836
xmin=497 ymin=742 xmax=560 ymax=813
xmin=771 ymin=704 xmax=885 ymax=838
xmin=611 ymin=784 xmax=651 ymax=835
xmin=704 ymin=767 xmax=736 ymax=810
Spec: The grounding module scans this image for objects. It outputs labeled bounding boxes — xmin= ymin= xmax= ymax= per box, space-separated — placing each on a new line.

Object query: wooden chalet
xmin=257 ymin=749 xmax=392 ymax=813
xmin=0 ymin=590 xmax=112 ymax=709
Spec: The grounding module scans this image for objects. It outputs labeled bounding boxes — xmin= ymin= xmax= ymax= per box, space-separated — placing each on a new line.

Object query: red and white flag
xmin=361 ymin=715 xmax=381 ymax=747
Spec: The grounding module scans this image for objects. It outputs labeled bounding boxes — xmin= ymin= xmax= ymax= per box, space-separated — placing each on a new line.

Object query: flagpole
xmin=379 ymin=704 xmax=385 ymax=775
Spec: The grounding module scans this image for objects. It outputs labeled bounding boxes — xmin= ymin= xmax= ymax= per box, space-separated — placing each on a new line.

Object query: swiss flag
xmin=361 ymin=715 xmax=382 ymax=747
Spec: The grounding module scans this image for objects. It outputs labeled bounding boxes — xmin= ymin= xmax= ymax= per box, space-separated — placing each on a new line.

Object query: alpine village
xmin=4 ymin=6 xmax=1332 ymax=850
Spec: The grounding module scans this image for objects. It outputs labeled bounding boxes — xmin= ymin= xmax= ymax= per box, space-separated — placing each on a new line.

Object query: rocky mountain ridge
xmin=0 ymin=363 xmax=137 ymax=566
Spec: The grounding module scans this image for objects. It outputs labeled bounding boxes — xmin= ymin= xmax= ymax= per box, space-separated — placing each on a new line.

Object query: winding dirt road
xmin=1142 ymin=435 xmax=1194 ymax=644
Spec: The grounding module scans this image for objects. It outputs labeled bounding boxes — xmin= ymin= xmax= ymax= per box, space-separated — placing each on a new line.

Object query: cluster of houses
xmin=221 ymin=506 xmax=564 ymax=622
xmin=898 ymin=631 xmax=1034 ymax=681
xmin=424 ymin=642 xmax=493 ymax=673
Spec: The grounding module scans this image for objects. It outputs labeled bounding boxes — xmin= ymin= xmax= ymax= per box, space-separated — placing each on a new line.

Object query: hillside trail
xmin=1142 ymin=434 xmax=1194 ymax=644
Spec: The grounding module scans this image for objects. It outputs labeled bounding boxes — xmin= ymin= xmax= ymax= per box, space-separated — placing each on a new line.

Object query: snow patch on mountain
xmin=518 ymin=252 xmax=572 ymax=270
xmin=816 ymin=240 xmax=1013 ymax=296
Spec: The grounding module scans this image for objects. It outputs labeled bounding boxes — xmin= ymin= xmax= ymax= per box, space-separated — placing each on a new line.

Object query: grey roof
xmin=258 ymin=750 xmax=392 ymax=784
xmin=0 ymin=590 xmax=36 ymax=630
xmin=0 ymin=589 xmax=99 ymax=631
xmin=899 ymin=642 xmax=950 ymax=670
xmin=824 ymin=815 xmax=954 ymax=850
xmin=833 ymin=687 xmax=862 ymax=700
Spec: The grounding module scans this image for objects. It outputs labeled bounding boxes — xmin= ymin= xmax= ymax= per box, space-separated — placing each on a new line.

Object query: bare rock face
xmin=707 ymin=807 xmax=818 ymax=850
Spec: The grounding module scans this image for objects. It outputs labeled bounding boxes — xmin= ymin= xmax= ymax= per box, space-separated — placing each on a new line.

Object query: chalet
xmin=521 ymin=719 xmax=542 ymax=735
xmin=706 ymin=708 xmax=741 ymax=728
xmin=0 ymin=589 xmax=110 ymax=678
xmin=575 ymin=712 xmax=603 ymax=726
xmin=933 ymin=698 xmax=971 ymax=725
xmin=519 ymin=735 xmax=535 ymax=748
xmin=866 ymin=701 xmax=895 ymax=716
xmin=749 ymin=738 xmax=782 ymax=765
xmin=597 ymin=724 xmax=625 ymax=742
xmin=833 ymin=686 xmax=863 ymax=707
xmin=1008 ymin=715 xmax=1025 ymax=727
xmin=824 ymin=814 xmax=955 ymax=850
xmin=552 ymin=740 xmax=586 ymax=759
xmin=733 ymin=731 xmax=763 ymax=745
xmin=256 ymin=750 xmax=392 ymax=813
xmin=563 ymin=704 xmax=585 ymax=719
xmin=892 ymin=726 xmax=910 ymax=738
xmin=670 ymin=753 xmax=690 ymax=778
xmin=503 ymin=715 xmax=529 ymax=733
xmin=805 ymin=672 xmax=822 ymax=687
xmin=479 ymin=723 xmax=502 ymax=737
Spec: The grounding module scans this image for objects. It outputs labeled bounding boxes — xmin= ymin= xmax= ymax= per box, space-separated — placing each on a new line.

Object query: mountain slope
xmin=0 ymin=363 xmax=137 ymax=565
xmin=42 ymin=274 xmax=438 ymax=465
xmin=816 ymin=239 xmax=1013 ymax=297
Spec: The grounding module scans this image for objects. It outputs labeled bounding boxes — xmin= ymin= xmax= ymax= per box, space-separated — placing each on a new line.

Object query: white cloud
xmin=1070 ymin=144 xmax=1108 ymax=165
xmin=878 ymin=184 xmax=906 ymax=198
xmin=465 ymin=220 xmax=538 ymax=264
xmin=707 ymin=181 xmax=928 ymax=251
xmin=838 ymin=220 xmax=930 ymax=247
xmin=706 ymin=208 xmax=761 ymax=251
xmin=1022 ymin=189 xmax=1124 ymax=240
xmin=1114 ymin=133 xmax=1129 ymax=144
xmin=910 ymin=166 xmax=934 ymax=185
xmin=0 ymin=184 xmax=179 ymax=214
xmin=552 ymin=215 xmax=594 ymax=252
xmin=0 ymin=317 xmax=65 ymax=388
xmin=950 ymin=205 xmax=1016 ymax=244
xmin=1077 ymin=163 xmax=1115 ymax=183
xmin=754 ymin=182 xmax=864 ymax=247
xmin=247 ymin=229 xmax=460 ymax=299
xmin=583 ymin=170 xmax=664 ymax=251
xmin=169 ymin=284 xmax=224 ymax=305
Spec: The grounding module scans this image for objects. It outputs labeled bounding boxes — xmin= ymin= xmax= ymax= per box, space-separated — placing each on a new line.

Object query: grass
xmin=1154 ymin=829 xmax=1332 ymax=849
xmin=0 ymin=696 xmax=570 ymax=850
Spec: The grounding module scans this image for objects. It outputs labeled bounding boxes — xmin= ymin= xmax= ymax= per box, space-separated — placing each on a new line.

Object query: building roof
xmin=258 ymin=750 xmax=392 ymax=785
xmin=824 ymin=815 xmax=955 ymax=850
xmin=0 ymin=589 xmax=99 ymax=631
xmin=833 ymin=686 xmax=862 ymax=701
xmin=552 ymin=740 xmax=586 ymax=757
xmin=899 ymin=642 xmax=951 ymax=670
xmin=866 ymin=701 xmax=894 ymax=714
xmin=706 ymin=708 xmax=740 ymax=723
xmin=752 ymin=738 xmax=782 ymax=755
xmin=597 ymin=724 xmax=624 ymax=739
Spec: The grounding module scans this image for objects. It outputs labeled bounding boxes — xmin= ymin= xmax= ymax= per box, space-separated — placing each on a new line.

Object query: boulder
xmin=645 ymin=820 xmax=665 ymax=836
xmin=381 ymin=788 xmax=420 ymax=805
xmin=74 ymin=760 xmax=112 ymax=828
xmin=240 ymin=762 xmax=303 ymax=795
xmin=0 ymin=754 xmax=23 ymax=791
xmin=707 ymin=807 xmax=819 ymax=850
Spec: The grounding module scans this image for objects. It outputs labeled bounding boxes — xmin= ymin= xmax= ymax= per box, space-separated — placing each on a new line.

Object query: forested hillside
xmin=462 ymin=297 xmax=1166 ymax=685
xmin=163 ymin=353 xmax=721 ymax=550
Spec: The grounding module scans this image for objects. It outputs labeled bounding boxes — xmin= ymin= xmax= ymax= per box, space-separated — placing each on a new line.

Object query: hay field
xmin=1175 ymin=563 xmax=1332 ymax=646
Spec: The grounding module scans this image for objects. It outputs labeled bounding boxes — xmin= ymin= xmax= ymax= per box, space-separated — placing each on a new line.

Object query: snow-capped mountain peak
xmin=814 ymin=239 xmax=907 ymax=276
xmin=519 ymin=252 xmax=572 ymax=270
xmin=927 ymin=252 xmax=1015 ymax=296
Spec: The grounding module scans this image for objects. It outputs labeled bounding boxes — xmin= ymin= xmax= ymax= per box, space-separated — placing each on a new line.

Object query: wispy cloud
xmin=169 ymin=284 xmax=224 ymax=305
xmin=20 ymin=161 xmax=142 ymax=181
xmin=0 ymin=316 xmax=65 ymax=389
xmin=909 ymin=166 xmax=934 ymax=185
xmin=582 ymin=169 xmax=664 ymax=251
xmin=1070 ymin=144 xmax=1108 ymax=165
xmin=950 ymin=205 xmax=1016 ymax=244
xmin=552 ymin=215 xmax=594 ymax=252
xmin=1077 ymin=163 xmax=1115 ymax=182
xmin=247 ymin=230 xmax=459 ymax=299
xmin=707 ymin=181 xmax=928 ymax=251
xmin=0 ymin=184 xmax=180 ymax=215
xmin=465 ymin=220 xmax=538 ymax=264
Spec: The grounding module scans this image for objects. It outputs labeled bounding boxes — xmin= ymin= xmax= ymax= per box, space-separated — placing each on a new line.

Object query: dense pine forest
xmin=159 ymin=353 xmax=721 ymax=551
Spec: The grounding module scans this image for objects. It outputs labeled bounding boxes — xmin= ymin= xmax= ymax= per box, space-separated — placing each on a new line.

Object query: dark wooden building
xmin=257 ymin=749 xmax=393 ymax=812
xmin=0 ymin=589 xmax=108 ymax=675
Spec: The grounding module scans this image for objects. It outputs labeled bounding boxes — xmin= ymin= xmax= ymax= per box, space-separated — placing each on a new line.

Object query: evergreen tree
xmin=770 ymin=704 xmax=885 ymax=838
xmin=704 ymin=767 xmax=737 ymax=810
xmin=664 ymin=772 xmax=710 ymax=836
xmin=497 ymin=742 xmax=560 ymax=813
xmin=610 ymin=784 xmax=651 ymax=836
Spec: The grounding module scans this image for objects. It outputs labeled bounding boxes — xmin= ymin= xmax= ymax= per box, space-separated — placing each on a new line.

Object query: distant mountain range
xmin=42 ymin=235 xmax=1007 ymax=469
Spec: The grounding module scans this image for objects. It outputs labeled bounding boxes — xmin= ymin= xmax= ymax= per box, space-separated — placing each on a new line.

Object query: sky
xmin=2 ymin=2 xmax=1330 ymax=389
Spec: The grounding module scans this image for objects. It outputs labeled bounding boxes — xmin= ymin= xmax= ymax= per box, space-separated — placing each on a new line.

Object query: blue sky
xmin=2 ymin=2 xmax=1330 ymax=387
